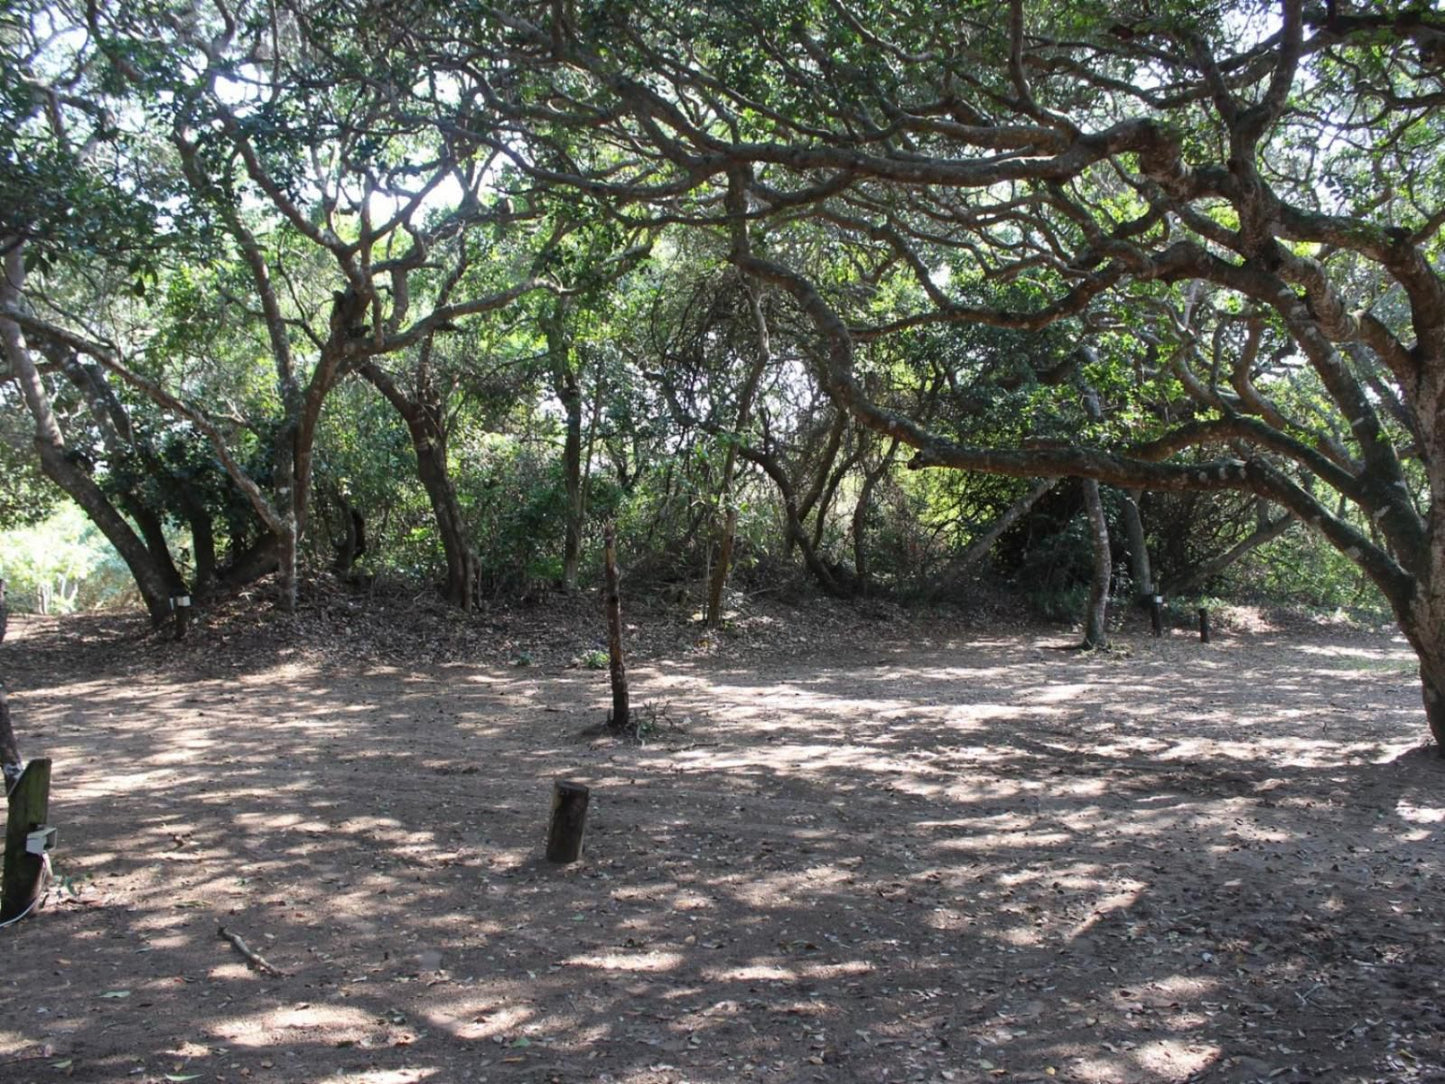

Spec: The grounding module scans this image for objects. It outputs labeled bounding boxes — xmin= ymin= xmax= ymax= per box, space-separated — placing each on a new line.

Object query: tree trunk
xmin=359 ymin=360 xmax=479 ymax=609
xmin=1081 ymin=478 xmax=1111 ymax=649
xmin=950 ymin=477 xmax=1060 ymax=582
xmin=559 ymin=369 xmax=584 ymax=592
xmin=1 ymin=246 xmax=178 ymax=624
xmin=1170 ymin=505 xmax=1295 ymax=597
xmin=0 ymin=685 xmax=20 ymax=790
xmin=707 ymin=505 xmax=739 ymax=623
xmin=221 ymin=531 xmax=281 ymax=588
xmin=737 ymin=443 xmax=851 ymax=597
xmin=1394 ymin=555 xmax=1445 ymax=753
xmin=706 ymin=281 xmax=771 ymax=626
xmin=186 ymin=504 xmax=218 ymax=593
xmin=852 ymin=436 xmax=901 ymax=592
xmin=545 ymin=304 xmax=586 ymax=593
xmin=330 ymin=493 xmax=367 ymax=575
xmin=276 ymin=516 xmax=299 ymax=612
xmin=408 ymin=414 xmax=477 ymax=608
xmin=1120 ymin=488 xmax=1154 ymax=600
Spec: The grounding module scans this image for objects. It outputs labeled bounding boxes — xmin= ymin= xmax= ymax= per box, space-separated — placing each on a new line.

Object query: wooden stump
xmin=546 ymin=779 xmax=590 ymax=864
xmin=1199 ymin=607 xmax=1211 ymax=644
xmin=2 ymin=757 xmax=52 ymax=923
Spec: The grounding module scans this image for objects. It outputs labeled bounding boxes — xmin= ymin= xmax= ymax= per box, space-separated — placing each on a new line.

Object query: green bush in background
xmin=1 ymin=503 xmax=139 ymax=613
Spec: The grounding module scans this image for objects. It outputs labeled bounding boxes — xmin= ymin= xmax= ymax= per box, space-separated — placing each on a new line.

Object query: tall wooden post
xmin=1150 ymin=594 xmax=1164 ymax=637
xmin=546 ymin=779 xmax=590 ymax=863
xmin=603 ymin=523 xmax=630 ymax=732
xmin=1199 ymin=608 xmax=1211 ymax=644
xmin=2 ymin=757 xmax=52 ymax=923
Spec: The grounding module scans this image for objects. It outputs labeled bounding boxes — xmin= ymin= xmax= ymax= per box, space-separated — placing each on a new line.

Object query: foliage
xmin=5 ymin=0 xmax=1445 ymax=742
xmin=0 ymin=502 xmax=138 ymax=613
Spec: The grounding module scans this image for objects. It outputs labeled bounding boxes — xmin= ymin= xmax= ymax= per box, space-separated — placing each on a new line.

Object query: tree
xmin=416 ymin=0 xmax=1445 ymax=745
xmin=3 ymin=2 xmax=553 ymax=610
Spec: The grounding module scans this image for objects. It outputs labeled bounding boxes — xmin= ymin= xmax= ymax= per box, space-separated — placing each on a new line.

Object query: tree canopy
xmin=5 ymin=0 xmax=1445 ymax=745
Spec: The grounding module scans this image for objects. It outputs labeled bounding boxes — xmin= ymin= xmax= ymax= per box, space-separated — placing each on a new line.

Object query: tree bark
xmin=330 ymin=493 xmax=367 ymax=575
xmin=0 ymin=685 xmax=20 ymax=788
xmin=852 ymin=436 xmax=901 ymax=592
xmin=221 ymin=532 xmax=281 ymax=588
xmin=185 ymin=500 xmax=218 ymax=593
xmin=949 ymin=477 xmax=1060 ymax=581
xmin=706 ymin=280 xmax=771 ymax=626
xmin=0 ymin=245 xmax=177 ymax=624
xmin=359 ymin=360 xmax=479 ymax=608
xmin=1120 ymin=488 xmax=1154 ymax=600
xmin=1081 ymin=477 xmax=1111 ymax=649
xmin=546 ymin=304 xmax=585 ymax=591
xmin=1169 ymin=506 xmax=1295 ymax=597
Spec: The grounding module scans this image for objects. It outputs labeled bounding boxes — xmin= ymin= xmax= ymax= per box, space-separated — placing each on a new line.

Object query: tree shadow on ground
xmin=1 ymin=620 xmax=1441 ymax=1083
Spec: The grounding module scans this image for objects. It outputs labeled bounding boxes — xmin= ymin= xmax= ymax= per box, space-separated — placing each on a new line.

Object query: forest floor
xmin=0 ymin=584 xmax=1442 ymax=1084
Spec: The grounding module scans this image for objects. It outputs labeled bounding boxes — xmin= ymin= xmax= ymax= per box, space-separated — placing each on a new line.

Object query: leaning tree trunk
xmin=2 ymin=247 xmax=180 ymax=624
xmin=1081 ymin=478 xmax=1111 ymax=649
xmin=1170 ymin=502 xmax=1295 ymax=598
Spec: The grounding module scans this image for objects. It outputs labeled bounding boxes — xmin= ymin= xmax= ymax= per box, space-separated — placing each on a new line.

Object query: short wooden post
xmin=1199 ymin=607 xmax=1211 ymax=644
xmin=2 ymin=757 xmax=52 ymax=923
xmin=546 ymin=779 xmax=590 ymax=864
xmin=171 ymin=595 xmax=192 ymax=641
xmin=1150 ymin=595 xmax=1164 ymax=637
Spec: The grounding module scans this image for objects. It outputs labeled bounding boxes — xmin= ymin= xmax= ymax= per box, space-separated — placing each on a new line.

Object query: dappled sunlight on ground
xmin=0 ymin=615 xmax=1441 ymax=1082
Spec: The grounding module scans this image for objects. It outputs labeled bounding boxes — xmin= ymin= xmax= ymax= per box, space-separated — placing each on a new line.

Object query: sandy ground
xmin=0 ymin=596 xmax=1442 ymax=1084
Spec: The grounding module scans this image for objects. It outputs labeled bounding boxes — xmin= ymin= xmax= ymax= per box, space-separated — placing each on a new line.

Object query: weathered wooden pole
xmin=546 ymin=779 xmax=590 ymax=863
xmin=1199 ymin=607 xmax=1211 ymax=644
xmin=2 ymin=757 xmax=52 ymax=923
xmin=603 ymin=523 xmax=630 ymax=732
xmin=1150 ymin=594 xmax=1164 ymax=638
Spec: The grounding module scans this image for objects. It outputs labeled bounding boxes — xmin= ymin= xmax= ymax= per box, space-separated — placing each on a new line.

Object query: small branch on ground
xmin=217 ymin=925 xmax=288 ymax=977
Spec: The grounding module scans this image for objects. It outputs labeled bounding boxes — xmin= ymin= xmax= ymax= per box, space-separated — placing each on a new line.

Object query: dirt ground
xmin=1 ymin=589 xmax=1443 ymax=1084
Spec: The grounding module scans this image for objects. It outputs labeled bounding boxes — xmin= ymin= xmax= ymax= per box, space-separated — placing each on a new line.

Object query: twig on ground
xmin=217 ymin=925 xmax=288 ymax=977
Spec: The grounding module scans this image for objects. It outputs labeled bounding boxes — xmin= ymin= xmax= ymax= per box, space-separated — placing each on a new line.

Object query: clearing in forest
xmin=0 ymin=597 xmax=1441 ymax=1084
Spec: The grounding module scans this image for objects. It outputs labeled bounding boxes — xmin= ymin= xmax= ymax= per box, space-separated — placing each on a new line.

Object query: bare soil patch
xmin=1 ymin=592 xmax=1442 ymax=1084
